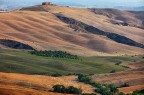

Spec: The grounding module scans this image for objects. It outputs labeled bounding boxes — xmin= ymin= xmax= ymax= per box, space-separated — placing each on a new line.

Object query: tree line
xmin=30 ymin=50 xmax=79 ymax=59
xmin=77 ymin=74 xmax=143 ymax=95
xmin=52 ymin=85 xmax=82 ymax=94
xmin=51 ymin=74 xmax=143 ymax=95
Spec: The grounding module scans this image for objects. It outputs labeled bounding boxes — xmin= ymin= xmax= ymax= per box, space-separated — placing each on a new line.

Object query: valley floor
xmin=0 ymin=49 xmax=144 ymax=94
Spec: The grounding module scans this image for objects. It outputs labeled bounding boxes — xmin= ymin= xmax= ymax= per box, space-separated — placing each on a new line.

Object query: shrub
xmin=120 ymin=83 xmax=129 ymax=87
xmin=82 ymin=93 xmax=96 ymax=95
xmin=115 ymin=62 xmax=122 ymax=65
xmin=52 ymin=85 xmax=82 ymax=94
xmin=53 ymin=85 xmax=66 ymax=93
xmin=117 ymin=92 xmax=125 ymax=95
xmin=110 ymin=69 xmax=116 ymax=73
xmin=95 ymin=85 xmax=111 ymax=95
xmin=78 ymin=74 xmax=90 ymax=83
xmin=30 ymin=50 xmax=79 ymax=59
xmin=108 ymin=84 xmax=118 ymax=93
xmin=51 ymin=73 xmax=62 ymax=77
xmin=77 ymin=74 xmax=124 ymax=95
xmin=122 ymin=65 xmax=129 ymax=68
xmin=132 ymin=89 xmax=144 ymax=95
xmin=66 ymin=86 xmax=82 ymax=94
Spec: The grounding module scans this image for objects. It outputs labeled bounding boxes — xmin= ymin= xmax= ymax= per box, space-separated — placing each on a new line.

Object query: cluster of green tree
xmin=51 ymin=73 xmax=62 ymax=77
xmin=115 ymin=62 xmax=122 ymax=65
xmin=78 ymin=74 xmax=91 ymax=83
xmin=95 ymin=84 xmax=119 ymax=95
xmin=77 ymin=74 xmax=127 ymax=95
xmin=77 ymin=74 xmax=144 ymax=95
xmin=120 ymin=83 xmax=129 ymax=87
xmin=30 ymin=50 xmax=79 ymax=59
xmin=52 ymin=85 xmax=82 ymax=94
xmin=110 ymin=69 xmax=116 ymax=73
xmin=82 ymin=93 xmax=96 ymax=95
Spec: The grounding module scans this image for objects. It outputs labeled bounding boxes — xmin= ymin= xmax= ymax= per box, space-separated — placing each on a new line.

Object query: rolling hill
xmin=0 ymin=4 xmax=144 ymax=95
xmin=0 ymin=4 xmax=144 ymax=56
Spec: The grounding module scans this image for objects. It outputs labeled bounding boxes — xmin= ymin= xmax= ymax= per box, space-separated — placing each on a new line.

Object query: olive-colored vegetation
xmin=51 ymin=73 xmax=62 ymax=77
xmin=77 ymin=74 xmax=144 ymax=95
xmin=110 ymin=69 xmax=116 ymax=73
xmin=120 ymin=83 xmax=130 ymax=88
xmin=130 ymin=89 xmax=144 ymax=95
xmin=82 ymin=93 xmax=96 ymax=95
xmin=1 ymin=49 xmax=139 ymax=75
xmin=30 ymin=50 xmax=79 ymax=59
xmin=0 ymin=49 xmax=143 ymax=95
xmin=77 ymin=74 xmax=120 ymax=95
xmin=78 ymin=74 xmax=91 ymax=83
xmin=52 ymin=84 xmax=96 ymax=95
xmin=52 ymin=85 xmax=82 ymax=94
xmin=115 ymin=62 xmax=122 ymax=65
xmin=123 ymin=89 xmax=144 ymax=95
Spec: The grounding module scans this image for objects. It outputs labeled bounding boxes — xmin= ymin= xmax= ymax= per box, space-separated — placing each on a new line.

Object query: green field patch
xmin=0 ymin=49 xmax=143 ymax=75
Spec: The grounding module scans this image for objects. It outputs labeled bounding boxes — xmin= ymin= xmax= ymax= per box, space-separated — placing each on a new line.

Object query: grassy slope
xmin=0 ymin=49 xmax=143 ymax=75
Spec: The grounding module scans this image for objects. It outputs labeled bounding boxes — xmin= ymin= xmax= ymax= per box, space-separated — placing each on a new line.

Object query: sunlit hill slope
xmin=0 ymin=4 xmax=144 ymax=56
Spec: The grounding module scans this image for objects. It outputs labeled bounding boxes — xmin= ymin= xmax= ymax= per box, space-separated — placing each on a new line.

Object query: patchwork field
xmin=0 ymin=49 xmax=144 ymax=94
xmin=0 ymin=49 xmax=135 ymax=74
xmin=90 ymin=61 xmax=144 ymax=93
xmin=0 ymin=4 xmax=144 ymax=95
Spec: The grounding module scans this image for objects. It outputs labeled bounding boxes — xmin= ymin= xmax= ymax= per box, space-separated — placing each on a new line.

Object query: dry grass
xmin=90 ymin=61 xmax=144 ymax=93
xmin=121 ymin=61 xmax=144 ymax=69
xmin=119 ymin=84 xmax=144 ymax=94
xmin=91 ymin=70 xmax=144 ymax=86
xmin=0 ymin=72 xmax=95 ymax=94
xmin=0 ymin=84 xmax=69 ymax=95
xmin=0 ymin=5 xmax=143 ymax=56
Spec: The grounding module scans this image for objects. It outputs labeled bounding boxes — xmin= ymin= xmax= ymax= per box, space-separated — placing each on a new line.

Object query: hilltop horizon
xmin=0 ymin=0 xmax=144 ymax=11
